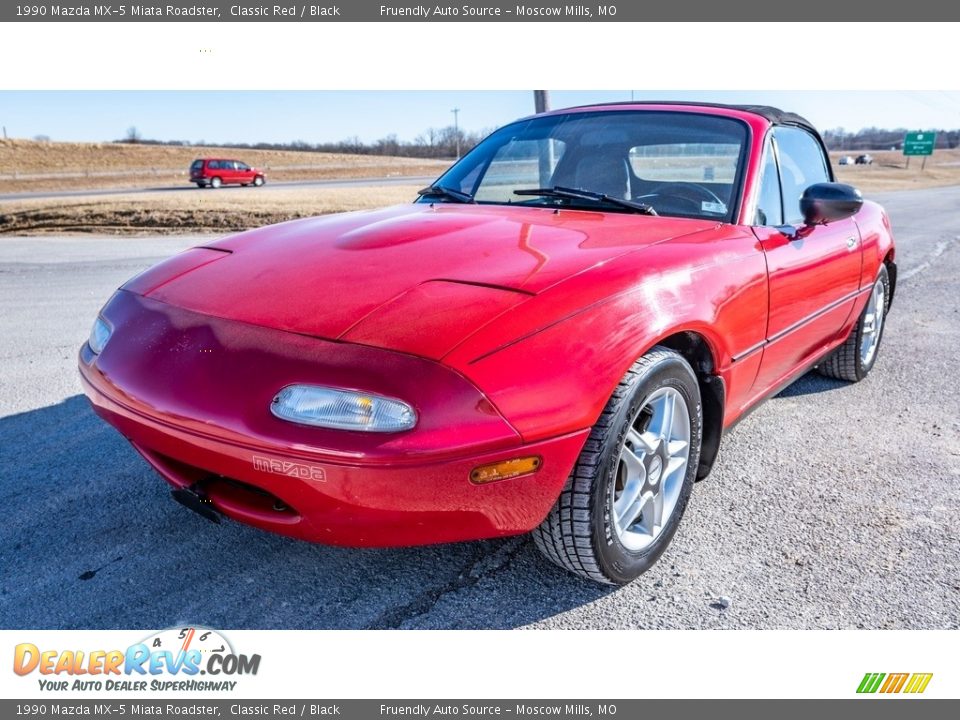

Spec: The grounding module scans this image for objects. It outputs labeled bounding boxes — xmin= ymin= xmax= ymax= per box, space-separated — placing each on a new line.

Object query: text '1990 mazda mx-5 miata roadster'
xmin=80 ymin=103 xmax=896 ymax=584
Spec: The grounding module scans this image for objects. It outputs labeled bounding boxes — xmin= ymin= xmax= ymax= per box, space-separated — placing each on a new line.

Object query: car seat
xmin=556 ymin=151 xmax=632 ymax=199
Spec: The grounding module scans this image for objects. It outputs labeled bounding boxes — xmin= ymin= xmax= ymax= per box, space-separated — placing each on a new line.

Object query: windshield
xmin=420 ymin=110 xmax=749 ymax=222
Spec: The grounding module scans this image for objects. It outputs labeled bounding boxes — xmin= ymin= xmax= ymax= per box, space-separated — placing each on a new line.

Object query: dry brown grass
xmin=0 ymin=185 xmax=421 ymax=235
xmin=3 ymin=145 xmax=959 ymax=236
xmin=831 ymin=148 xmax=960 ymax=193
xmin=0 ymin=139 xmax=448 ymax=193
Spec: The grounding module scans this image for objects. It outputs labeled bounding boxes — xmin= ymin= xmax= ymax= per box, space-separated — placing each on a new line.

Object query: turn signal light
xmin=470 ymin=456 xmax=542 ymax=484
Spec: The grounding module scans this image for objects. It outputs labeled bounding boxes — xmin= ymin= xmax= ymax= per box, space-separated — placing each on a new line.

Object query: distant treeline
xmin=112 ymin=125 xmax=960 ymax=155
xmin=823 ymin=127 xmax=960 ymax=151
xmin=116 ymin=125 xmax=490 ymax=159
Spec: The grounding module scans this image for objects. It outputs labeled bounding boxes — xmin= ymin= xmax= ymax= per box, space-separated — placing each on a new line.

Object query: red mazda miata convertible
xmin=80 ymin=103 xmax=896 ymax=584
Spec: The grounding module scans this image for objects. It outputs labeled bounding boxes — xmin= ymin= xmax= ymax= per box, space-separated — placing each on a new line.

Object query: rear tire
xmin=195 ymin=182 xmax=206 ymax=188
xmin=210 ymin=177 xmax=222 ymax=189
xmin=533 ymin=347 xmax=702 ymax=585
xmin=817 ymin=265 xmax=890 ymax=382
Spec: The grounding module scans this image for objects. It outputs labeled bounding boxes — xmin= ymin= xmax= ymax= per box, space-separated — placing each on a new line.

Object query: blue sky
xmin=2 ymin=91 xmax=959 ymax=144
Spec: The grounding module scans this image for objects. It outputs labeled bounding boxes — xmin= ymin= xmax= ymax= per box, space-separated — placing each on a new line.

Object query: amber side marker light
xmin=470 ymin=457 xmax=542 ymax=484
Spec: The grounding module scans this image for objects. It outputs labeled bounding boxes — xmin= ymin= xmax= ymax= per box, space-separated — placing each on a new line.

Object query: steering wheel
xmin=637 ymin=182 xmax=726 ymax=214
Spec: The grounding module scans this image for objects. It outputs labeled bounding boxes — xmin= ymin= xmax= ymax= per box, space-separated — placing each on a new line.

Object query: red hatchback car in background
xmin=190 ymin=158 xmax=265 ymax=188
xmin=84 ymin=104 xmax=896 ymax=585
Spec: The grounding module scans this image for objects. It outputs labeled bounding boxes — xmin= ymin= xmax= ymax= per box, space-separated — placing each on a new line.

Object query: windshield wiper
xmin=417 ymin=184 xmax=475 ymax=203
xmin=514 ymin=185 xmax=657 ymax=215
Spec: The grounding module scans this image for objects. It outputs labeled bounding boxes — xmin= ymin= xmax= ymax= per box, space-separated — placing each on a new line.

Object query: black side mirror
xmin=800 ymin=182 xmax=863 ymax=226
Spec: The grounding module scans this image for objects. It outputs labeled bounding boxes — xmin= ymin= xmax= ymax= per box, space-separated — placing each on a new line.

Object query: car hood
xmin=136 ymin=204 xmax=716 ymax=360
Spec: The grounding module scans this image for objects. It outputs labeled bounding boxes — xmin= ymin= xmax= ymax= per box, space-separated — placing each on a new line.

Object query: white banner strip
xmin=3 ymin=629 xmax=955 ymax=699
xmin=0 ymin=23 xmax=957 ymax=91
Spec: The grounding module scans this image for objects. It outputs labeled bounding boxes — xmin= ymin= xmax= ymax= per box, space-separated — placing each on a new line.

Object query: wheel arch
xmin=457 ymin=298 xmax=734 ymax=464
xmin=883 ymin=250 xmax=897 ymax=308
xmin=650 ymin=330 xmax=725 ymax=479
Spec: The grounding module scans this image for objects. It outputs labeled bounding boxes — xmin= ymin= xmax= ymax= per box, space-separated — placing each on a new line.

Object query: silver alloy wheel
xmin=860 ymin=277 xmax=886 ymax=366
xmin=612 ymin=386 xmax=691 ymax=552
xmin=253 ymin=176 xmax=264 ymax=187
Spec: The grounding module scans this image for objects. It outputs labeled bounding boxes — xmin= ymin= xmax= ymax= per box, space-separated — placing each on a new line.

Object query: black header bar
xmin=3 ymin=1 xmax=958 ymax=22
xmin=1 ymin=700 xmax=958 ymax=719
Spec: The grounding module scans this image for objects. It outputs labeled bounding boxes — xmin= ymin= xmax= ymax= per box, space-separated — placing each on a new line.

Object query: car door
xmin=235 ymin=161 xmax=253 ymax=184
xmin=749 ymin=127 xmax=863 ymax=396
xmin=222 ymin=160 xmax=239 ymax=184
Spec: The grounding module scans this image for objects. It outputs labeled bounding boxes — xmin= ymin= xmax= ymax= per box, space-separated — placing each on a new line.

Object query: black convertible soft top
xmin=718 ymin=104 xmax=819 ymax=133
xmin=564 ymin=101 xmax=820 ymax=136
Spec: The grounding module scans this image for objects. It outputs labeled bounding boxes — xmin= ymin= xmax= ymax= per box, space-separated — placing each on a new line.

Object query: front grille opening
xmin=208 ymin=477 xmax=298 ymax=517
xmin=202 ymin=476 xmax=301 ymax=525
xmin=139 ymin=446 xmax=301 ymax=525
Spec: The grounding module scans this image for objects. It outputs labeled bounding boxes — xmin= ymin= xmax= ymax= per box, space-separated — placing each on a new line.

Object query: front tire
xmin=533 ymin=347 xmax=702 ymax=585
xmin=253 ymin=175 xmax=265 ymax=187
xmin=817 ymin=264 xmax=890 ymax=382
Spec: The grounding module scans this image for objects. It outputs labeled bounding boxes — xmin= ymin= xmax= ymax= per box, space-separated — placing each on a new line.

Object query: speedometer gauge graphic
xmin=140 ymin=626 xmax=234 ymax=660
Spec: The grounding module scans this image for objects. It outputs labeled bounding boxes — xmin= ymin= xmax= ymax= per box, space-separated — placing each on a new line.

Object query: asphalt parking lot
xmin=1 ymin=186 xmax=958 ymax=630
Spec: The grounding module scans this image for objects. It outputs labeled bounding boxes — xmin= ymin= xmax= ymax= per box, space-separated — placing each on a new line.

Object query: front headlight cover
xmin=270 ymin=385 xmax=417 ymax=433
xmin=88 ymin=316 xmax=112 ymax=354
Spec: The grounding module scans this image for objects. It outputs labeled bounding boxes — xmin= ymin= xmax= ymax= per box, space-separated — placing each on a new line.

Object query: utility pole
xmin=451 ymin=108 xmax=460 ymax=160
xmin=534 ymin=91 xmax=552 ymax=185
xmin=534 ymin=90 xmax=549 ymax=114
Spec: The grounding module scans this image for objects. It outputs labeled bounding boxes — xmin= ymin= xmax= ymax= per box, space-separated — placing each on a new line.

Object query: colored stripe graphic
xmin=903 ymin=673 xmax=933 ymax=694
xmin=857 ymin=673 xmax=885 ymax=693
xmin=857 ymin=672 xmax=933 ymax=694
xmin=880 ymin=673 xmax=909 ymax=693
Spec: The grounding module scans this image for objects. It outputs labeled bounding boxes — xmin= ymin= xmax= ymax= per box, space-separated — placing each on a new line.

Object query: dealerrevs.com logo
xmin=13 ymin=627 xmax=261 ymax=692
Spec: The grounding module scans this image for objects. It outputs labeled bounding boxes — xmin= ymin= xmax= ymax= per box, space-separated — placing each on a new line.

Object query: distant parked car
xmin=838 ymin=155 xmax=855 ymax=165
xmin=190 ymin=158 xmax=265 ymax=188
xmin=855 ymin=154 xmax=874 ymax=165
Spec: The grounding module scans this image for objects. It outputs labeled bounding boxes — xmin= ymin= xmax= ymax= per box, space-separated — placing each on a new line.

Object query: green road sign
xmin=903 ymin=131 xmax=936 ymax=156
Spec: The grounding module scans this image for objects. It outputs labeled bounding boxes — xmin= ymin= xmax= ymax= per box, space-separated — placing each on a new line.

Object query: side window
xmin=754 ymin=141 xmax=783 ymax=226
xmin=208 ymin=160 xmax=220 ymax=169
xmin=774 ymin=127 xmax=830 ymax=225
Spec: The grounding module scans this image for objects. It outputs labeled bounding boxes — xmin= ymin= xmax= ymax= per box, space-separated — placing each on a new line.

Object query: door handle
xmin=845 ymin=236 xmax=858 ymax=250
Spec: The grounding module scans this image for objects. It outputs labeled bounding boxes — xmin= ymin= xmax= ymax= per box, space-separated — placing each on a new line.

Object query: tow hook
xmin=170 ymin=480 xmax=222 ymax=524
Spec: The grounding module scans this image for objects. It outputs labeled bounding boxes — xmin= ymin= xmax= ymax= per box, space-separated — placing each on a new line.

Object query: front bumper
xmin=79 ymin=291 xmax=587 ymax=546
